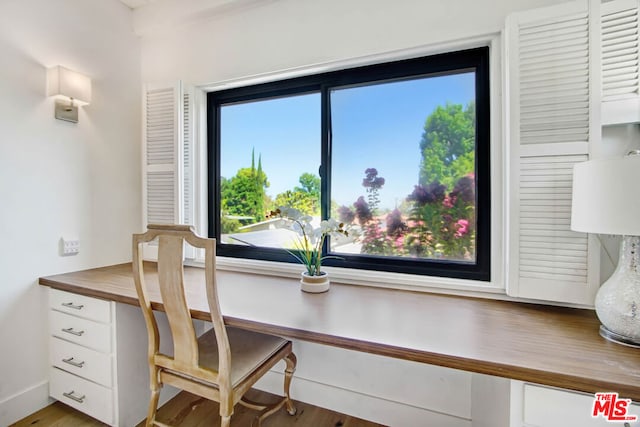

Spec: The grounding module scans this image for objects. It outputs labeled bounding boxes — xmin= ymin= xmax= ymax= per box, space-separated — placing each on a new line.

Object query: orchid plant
xmin=267 ymin=207 xmax=348 ymax=276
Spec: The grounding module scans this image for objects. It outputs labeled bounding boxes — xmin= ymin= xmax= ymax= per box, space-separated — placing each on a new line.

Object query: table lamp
xmin=571 ymin=152 xmax=640 ymax=346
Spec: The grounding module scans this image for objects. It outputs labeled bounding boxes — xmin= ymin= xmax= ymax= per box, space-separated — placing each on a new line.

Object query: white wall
xmin=0 ymin=1 xmax=141 ymax=424
xmin=139 ymin=0 xmax=565 ymax=85
xmin=135 ymin=0 xmax=571 ymax=425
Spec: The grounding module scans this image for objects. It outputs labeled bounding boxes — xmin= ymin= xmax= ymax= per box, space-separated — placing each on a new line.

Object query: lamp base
xmin=594 ymin=235 xmax=640 ymax=347
xmin=599 ymin=325 xmax=640 ymax=348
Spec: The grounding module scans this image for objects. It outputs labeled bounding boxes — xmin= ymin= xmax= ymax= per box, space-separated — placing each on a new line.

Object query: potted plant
xmin=268 ymin=207 xmax=348 ymax=293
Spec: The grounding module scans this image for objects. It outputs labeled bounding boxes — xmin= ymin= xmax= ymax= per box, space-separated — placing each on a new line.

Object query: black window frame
xmin=208 ymin=47 xmax=491 ymax=281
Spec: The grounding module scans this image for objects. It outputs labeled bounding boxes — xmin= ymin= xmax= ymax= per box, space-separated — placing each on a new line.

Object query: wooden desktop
xmin=39 ymin=261 xmax=640 ymax=403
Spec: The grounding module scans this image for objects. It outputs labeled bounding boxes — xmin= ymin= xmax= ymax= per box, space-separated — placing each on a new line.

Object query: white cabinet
xmin=49 ymin=336 xmax=113 ymax=387
xmin=48 ymin=288 xmax=178 ymax=426
xmin=50 ymin=309 xmax=112 ymax=353
xmin=511 ymin=381 xmax=640 ymax=427
xmin=49 ymin=289 xmax=116 ymax=425
xmin=49 ymin=367 xmax=115 ymax=424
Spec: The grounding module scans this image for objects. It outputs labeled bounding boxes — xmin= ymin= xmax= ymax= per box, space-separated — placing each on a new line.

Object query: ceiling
xmin=119 ymin=0 xmax=156 ymax=9
xmin=119 ymin=0 xmax=271 ymax=35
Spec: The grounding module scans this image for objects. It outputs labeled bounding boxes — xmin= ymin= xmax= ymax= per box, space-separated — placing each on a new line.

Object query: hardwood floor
xmin=12 ymin=389 xmax=386 ymax=427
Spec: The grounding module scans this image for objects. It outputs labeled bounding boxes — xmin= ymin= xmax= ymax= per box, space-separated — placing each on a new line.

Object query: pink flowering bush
xmin=336 ymin=169 xmax=475 ymax=261
xmin=406 ymin=174 xmax=475 ymax=260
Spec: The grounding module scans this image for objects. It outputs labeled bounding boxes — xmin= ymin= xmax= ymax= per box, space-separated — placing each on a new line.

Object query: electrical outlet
xmin=61 ymin=238 xmax=80 ymax=256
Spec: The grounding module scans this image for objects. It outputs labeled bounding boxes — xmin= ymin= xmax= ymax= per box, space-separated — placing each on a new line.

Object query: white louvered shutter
xmin=144 ymin=86 xmax=178 ymax=226
xmin=601 ymin=0 xmax=640 ymax=124
xmin=182 ymin=86 xmax=197 ymax=260
xmin=183 ymin=89 xmax=194 ymax=227
xmin=505 ymin=0 xmax=600 ymax=304
xmin=142 ymin=82 xmax=193 ymax=259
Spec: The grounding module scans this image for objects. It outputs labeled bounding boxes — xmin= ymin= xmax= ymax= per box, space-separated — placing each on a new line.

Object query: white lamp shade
xmin=46 ymin=66 xmax=91 ymax=105
xmin=571 ymin=155 xmax=640 ymax=236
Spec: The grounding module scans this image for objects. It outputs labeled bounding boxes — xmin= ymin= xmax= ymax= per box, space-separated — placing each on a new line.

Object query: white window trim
xmin=189 ymin=33 xmax=506 ymax=296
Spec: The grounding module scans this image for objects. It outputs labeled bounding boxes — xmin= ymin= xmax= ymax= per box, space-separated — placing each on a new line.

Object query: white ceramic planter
xmin=300 ymin=271 xmax=330 ymax=293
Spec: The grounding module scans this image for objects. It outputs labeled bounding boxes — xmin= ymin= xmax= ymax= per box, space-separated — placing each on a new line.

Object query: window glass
xmin=219 ymin=93 xmax=321 ymax=249
xmin=330 ymin=73 xmax=477 ymax=263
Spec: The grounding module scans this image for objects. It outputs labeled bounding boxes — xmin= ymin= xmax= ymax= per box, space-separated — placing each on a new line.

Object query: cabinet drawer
xmin=50 ymin=310 xmax=112 ymax=353
xmin=50 ymin=367 xmax=114 ymax=425
xmin=50 ymin=288 xmax=111 ymax=323
xmin=523 ymin=384 xmax=640 ymax=427
xmin=50 ymin=336 xmax=113 ymax=387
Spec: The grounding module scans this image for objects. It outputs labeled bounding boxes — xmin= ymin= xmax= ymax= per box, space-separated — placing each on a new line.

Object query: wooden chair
xmin=132 ymin=224 xmax=297 ymax=427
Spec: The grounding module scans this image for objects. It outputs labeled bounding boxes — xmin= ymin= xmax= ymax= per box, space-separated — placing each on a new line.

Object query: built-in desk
xmin=39 ymin=262 xmax=640 ymax=403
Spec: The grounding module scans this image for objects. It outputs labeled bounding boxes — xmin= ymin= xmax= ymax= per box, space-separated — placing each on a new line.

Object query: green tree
xmin=274 ymin=190 xmax=315 ymax=215
xmin=220 ymin=215 xmax=241 ymax=233
xmin=220 ymin=149 xmax=269 ymax=224
xmin=419 ymin=102 xmax=475 ymax=189
xmin=275 ymin=173 xmax=321 ymax=216
xmin=254 ymin=152 xmax=267 ymax=221
xmin=295 ymin=173 xmax=320 ymax=199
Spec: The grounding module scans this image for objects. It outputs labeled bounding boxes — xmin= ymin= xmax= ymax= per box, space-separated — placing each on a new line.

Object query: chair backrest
xmin=132 ymin=224 xmax=231 ymax=391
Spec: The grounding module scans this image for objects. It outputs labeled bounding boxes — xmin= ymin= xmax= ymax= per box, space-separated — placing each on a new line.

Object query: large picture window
xmin=208 ymin=47 xmax=490 ymax=281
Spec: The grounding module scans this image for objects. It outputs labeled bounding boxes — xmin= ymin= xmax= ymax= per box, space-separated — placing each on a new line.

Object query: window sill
xmin=188 ymin=256 xmax=506 ymax=299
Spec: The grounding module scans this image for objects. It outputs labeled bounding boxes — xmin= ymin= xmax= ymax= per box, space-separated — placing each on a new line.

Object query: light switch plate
xmin=60 ymin=237 xmax=80 ymax=256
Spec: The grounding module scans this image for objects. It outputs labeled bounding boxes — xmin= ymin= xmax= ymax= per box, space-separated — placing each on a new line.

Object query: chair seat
xmin=197 ymin=326 xmax=289 ymax=387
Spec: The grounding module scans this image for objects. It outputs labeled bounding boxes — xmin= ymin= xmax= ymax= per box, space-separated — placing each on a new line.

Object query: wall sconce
xmin=46 ymin=66 xmax=91 ymax=123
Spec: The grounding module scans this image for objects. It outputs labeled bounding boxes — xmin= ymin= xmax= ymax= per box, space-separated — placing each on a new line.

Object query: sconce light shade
xmin=46 ymin=66 xmax=91 ymax=123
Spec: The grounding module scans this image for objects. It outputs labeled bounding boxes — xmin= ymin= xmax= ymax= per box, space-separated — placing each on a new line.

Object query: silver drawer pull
xmin=62 ymin=390 xmax=85 ymax=403
xmin=61 ymin=327 xmax=85 ymax=337
xmin=62 ymin=357 xmax=85 ymax=368
xmin=61 ymin=302 xmax=84 ymax=310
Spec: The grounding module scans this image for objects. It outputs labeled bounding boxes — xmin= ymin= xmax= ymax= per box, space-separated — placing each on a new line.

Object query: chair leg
xmin=220 ymin=393 xmax=233 ymax=427
xmin=146 ymin=367 xmax=161 ymax=427
xmin=284 ymin=352 xmax=297 ymax=416
xmin=146 ymin=386 xmax=160 ymax=427
xmin=239 ymin=352 xmax=297 ymax=425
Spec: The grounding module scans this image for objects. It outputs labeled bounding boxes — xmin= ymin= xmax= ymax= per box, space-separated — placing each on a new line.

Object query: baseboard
xmin=0 ymin=371 xmax=471 ymax=426
xmin=0 ymin=380 xmax=52 ymax=426
xmin=254 ymin=371 xmax=471 ymax=427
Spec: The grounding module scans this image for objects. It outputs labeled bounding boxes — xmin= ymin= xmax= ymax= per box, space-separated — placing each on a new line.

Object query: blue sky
xmin=220 ymin=71 xmax=475 ymax=211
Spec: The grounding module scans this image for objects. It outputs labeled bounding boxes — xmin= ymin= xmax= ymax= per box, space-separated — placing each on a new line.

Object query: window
xmin=217 ymin=93 xmax=321 ymax=249
xmin=208 ymin=47 xmax=490 ymax=281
